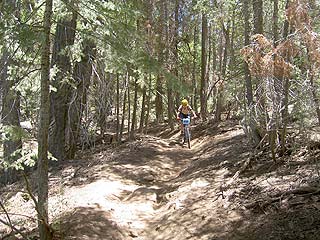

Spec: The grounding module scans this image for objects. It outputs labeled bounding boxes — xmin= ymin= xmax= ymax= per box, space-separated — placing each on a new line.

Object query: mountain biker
xmin=176 ymin=99 xmax=197 ymax=135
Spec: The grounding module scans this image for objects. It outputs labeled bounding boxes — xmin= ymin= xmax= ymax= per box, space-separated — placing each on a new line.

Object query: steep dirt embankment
xmin=2 ymin=120 xmax=320 ymax=240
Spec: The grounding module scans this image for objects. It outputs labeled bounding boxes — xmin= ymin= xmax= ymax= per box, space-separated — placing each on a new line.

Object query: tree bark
xmin=155 ymin=0 xmax=164 ymax=124
xmin=38 ymin=0 xmax=53 ymax=238
xmin=279 ymin=0 xmax=290 ymax=156
xmin=116 ymin=74 xmax=120 ymax=141
xmin=192 ymin=17 xmax=199 ymax=112
xmin=119 ymin=78 xmax=128 ymax=142
xmin=273 ymin=0 xmax=279 ymax=46
xmin=243 ymin=0 xmax=262 ymax=145
xmin=253 ymin=0 xmax=263 ymax=34
xmin=127 ymin=73 xmax=131 ymax=139
xmin=139 ymin=81 xmax=147 ymax=133
xmin=131 ymin=76 xmax=138 ymax=138
xmin=215 ymin=22 xmax=229 ymax=122
xmin=144 ymin=74 xmax=152 ymax=132
xmin=200 ymin=13 xmax=208 ymax=119
xmin=269 ymin=0 xmax=280 ymax=161
xmin=49 ymin=5 xmax=77 ymax=161
xmin=166 ymin=0 xmax=175 ymax=131
xmin=67 ymin=40 xmax=94 ymax=159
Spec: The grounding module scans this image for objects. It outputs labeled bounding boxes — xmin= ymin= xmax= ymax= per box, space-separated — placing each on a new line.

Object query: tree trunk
xmin=192 ymin=18 xmax=198 ymax=112
xmin=253 ymin=0 xmax=263 ymax=34
xmin=273 ymin=0 xmax=279 ymax=46
xmin=116 ymin=74 xmax=120 ymax=141
xmin=131 ymin=77 xmax=138 ymax=138
xmin=155 ymin=0 xmax=164 ymax=124
xmin=215 ymin=21 xmax=230 ymax=122
xmin=139 ymin=81 xmax=147 ymax=133
xmin=119 ymin=78 xmax=128 ymax=142
xmin=167 ymin=0 xmax=178 ymax=131
xmin=144 ymin=74 xmax=152 ymax=132
xmin=49 ymin=6 xmax=77 ymax=161
xmin=200 ymin=13 xmax=208 ymax=120
xmin=38 ymin=0 xmax=53 ymax=238
xmin=252 ymin=0 xmax=267 ymax=135
xmin=279 ymin=0 xmax=290 ymax=156
xmin=269 ymin=0 xmax=280 ymax=161
xmin=127 ymin=73 xmax=131 ymax=139
xmin=243 ymin=0 xmax=262 ymax=145
xmin=67 ymin=40 xmax=94 ymax=159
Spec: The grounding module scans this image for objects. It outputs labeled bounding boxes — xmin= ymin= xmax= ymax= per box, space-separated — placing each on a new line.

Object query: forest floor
xmin=1 ymin=119 xmax=320 ymax=239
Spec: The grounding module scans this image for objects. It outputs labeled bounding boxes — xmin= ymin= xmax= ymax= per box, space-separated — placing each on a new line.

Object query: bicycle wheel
xmin=185 ymin=127 xmax=191 ymax=149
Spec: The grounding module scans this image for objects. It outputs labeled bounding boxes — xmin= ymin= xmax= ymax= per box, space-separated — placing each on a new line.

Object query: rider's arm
xmin=192 ymin=109 xmax=197 ymax=118
xmin=177 ymin=105 xmax=182 ymax=119
xmin=188 ymin=105 xmax=197 ymax=118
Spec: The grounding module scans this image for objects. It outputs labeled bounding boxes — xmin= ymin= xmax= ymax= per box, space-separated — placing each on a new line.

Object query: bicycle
xmin=181 ymin=116 xmax=191 ymax=149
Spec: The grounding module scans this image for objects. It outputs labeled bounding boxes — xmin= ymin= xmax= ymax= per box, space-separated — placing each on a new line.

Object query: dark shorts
xmin=179 ymin=112 xmax=190 ymax=119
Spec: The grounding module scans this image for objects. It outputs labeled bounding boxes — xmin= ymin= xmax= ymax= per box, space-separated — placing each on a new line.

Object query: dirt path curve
xmin=50 ymin=121 xmax=249 ymax=240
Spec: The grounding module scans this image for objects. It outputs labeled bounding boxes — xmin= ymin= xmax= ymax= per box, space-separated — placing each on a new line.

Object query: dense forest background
xmin=1 ymin=0 xmax=320 ymax=239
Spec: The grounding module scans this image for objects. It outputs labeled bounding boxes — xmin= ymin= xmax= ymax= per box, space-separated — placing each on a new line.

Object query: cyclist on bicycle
xmin=176 ymin=99 xmax=197 ymax=135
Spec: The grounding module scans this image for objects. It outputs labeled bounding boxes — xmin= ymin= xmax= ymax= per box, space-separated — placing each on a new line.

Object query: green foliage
xmin=10 ymin=148 xmax=37 ymax=170
xmin=0 ymin=125 xmax=29 ymax=143
xmin=1 ymin=148 xmax=57 ymax=171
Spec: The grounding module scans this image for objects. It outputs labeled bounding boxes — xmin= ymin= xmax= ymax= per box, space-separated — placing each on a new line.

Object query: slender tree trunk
xmin=279 ymin=0 xmax=290 ymax=155
xmin=166 ymin=0 xmax=174 ymax=131
xmin=155 ymin=0 xmax=164 ymax=124
xmin=229 ymin=8 xmax=236 ymax=68
xmin=269 ymin=0 xmax=280 ymax=161
xmin=144 ymin=74 xmax=152 ymax=132
xmin=119 ymin=79 xmax=128 ymax=142
xmin=116 ymin=74 xmax=120 ymax=141
xmin=192 ymin=18 xmax=198 ymax=111
xmin=38 ymin=0 xmax=53 ymax=239
xmin=200 ymin=13 xmax=208 ymax=119
xmin=140 ymin=0 xmax=152 ymax=133
xmin=243 ymin=0 xmax=254 ymax=106
xmin=207 ymin=24 xmax=212 ymax=92
xmin=127 ymin=73 xmax=131 ymax=139
xmin=273 ymin=0 xmax=279 ymax=46
xmin=210 ymin=28 xmax=217 ymax=104
xmin=139 ymin=82 xmax=147 ymax=133
xmin=215 ymin=22 xmax=229 ymax=122
xmin=131 ymin=77 xmax=138 ymax=138
xmin=219 ymin=21 xmax=230 ymax=116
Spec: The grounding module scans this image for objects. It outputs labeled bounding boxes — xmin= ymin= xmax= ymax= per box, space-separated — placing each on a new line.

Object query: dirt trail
xmin=50 ymin=121 xmax=249 ymax=240
xmin=1 ymin=121 xmax=250 ymax=239
xmin=3 ymin=120 xmax=320 ymax=239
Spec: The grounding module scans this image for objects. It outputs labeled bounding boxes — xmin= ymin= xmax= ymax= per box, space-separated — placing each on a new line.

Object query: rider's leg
xmin=179 ymin=112 xmax=184 ymax=135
